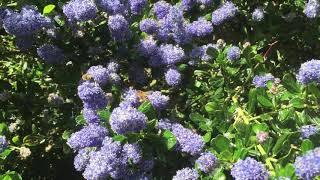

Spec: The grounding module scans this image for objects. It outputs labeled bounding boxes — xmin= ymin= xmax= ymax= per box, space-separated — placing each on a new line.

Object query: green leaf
xmin=278 ymin=108 xmax=294 ymax=121
xmin=247 ymin=89 xmax=257 ymax=113
xmin=62 ymin=131 xmax=71 ymax=140
xmin=203 ymin=132 xmax=212 ymax=143
xmin=205 ymin=102 xmax=218 ymax=113
xmin=0 ymin=123 xmax=8 ymax=135
xmin=75 ymin=115 xmax=86 ymax=125
xmin=0 ymin=149 xmax=12 ymax=160
xmin=278 ymin=164 xmax=296 ymax=178
xmin=257 ymin=95 xmax=273 ymax=108
xmin=272 ymin=133 xmax=291 ymax=155
xmin=162 ymin=130 xmax=177 ymax=150
xmin=290 ymin=97 xmax=304 ymax=109
xmin=138 ymin=101 xmax=156 ymax=119
xmin=189 ymin=113 xmax=207 ymax=123
xmin=12 ymin=136 xmax=20 ymax=144
xmin=43 ymin=4 xmax=56 ymax=15
xmin=211 ymin=135 xmax=231 ymax=153
xmin=252 ymin=123 xmax=269 ymax=134
xmin=1 ymin=171 xmax=22 ymax=180
xmin=282 ymin=74 xmax=300 ymax=93
xmin=113 ymin=135 xmax=127 ymax=142
xmin=23 ymin=135 xmax=45 ymax=147
xmin=206 ymin=46 xmax=218 ymax=59
xmin=301 ymin=139 xmax=314 ymax=153
xmin=98 ymin=108 xmax=111 ymax=121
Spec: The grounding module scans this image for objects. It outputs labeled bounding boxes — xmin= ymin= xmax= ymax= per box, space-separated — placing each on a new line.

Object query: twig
xmin=263 ymin=41 xmax=279 ymax=59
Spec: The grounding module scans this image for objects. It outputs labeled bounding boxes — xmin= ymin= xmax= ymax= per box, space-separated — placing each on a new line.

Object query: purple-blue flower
xmin=252 ymin=7 xmax=265 ymax=22
xmin=63 ymin=0 xmax=97 ymax=22
xmin=196 ymin=152 xmax=218 ymax=173
xmin=159 ymin=44 xmax=185 ymax=65
xmin=108 ymin=14 xmax=131 ymax=41
xmin=77 ymin=81 xmax=108 ymax=110
xmin=37 ymin=44 xmax=65 ymax=64
xmin=186 ymin=18 xmax=213 ymax=37
xmin=139 ymin=18 xmax=159 ymax=34
xmin=97 ymin=0 xmax=127 ymax=15
xmin=123 ymin=143 xmax=142 ymax=164
xmin=3 ymin=6 xmax=51 ymax=36
xmin=109 ymin=106 xmax=147 ymax=134
xmin=165 ymin=68 xmax=182 ymax=86
xmin=119 ymin=88 xmax=141 ymax=108
xmin=211 ymin=2 xmax=238 ymax=25
xmin=181 ymin=0 xmax=196 ymax=11
xmin=300 ymin=125 xmax=319 ymax=139
xmin=138 ymin=37 xmax=158 ymax=57
xmin=296 ymin=59 xmax=320 ymax=84
xmin=153 ymin=1 xmax=171 ymax=19
xmin=231 ymin=157 xmax=269 ymax=180
xmin=83 ymin=108 xmax=100 ymax=124
xmin=86 ymin=65 xmax=109 ymax=86
xmin=106 ymin=61 xmax=119 ymax=73
xmin=157 ymin=118 xmax=174 ymax=130
xmin=227 ymin=46 xmax=241 ymax=61
xmin=129 ymin=0 xmax=147 ymax=15
xmin=74 ymin=148 xmax=95 ymax=171
xmin=252 ymin=74 xmax=275 ymax=88
xmin=294 ymin=147 xmax=320 ymax=179
xmin=196 ymin=0 xmax=213 ymax=6
xmin=172 ymin=167 xmax=199 ymax=180
xmin=172 ymin=123 xmax=204 ymax=155
xmin=0 ymin=136 xmax=7 ymax=153
xmin=147 ymin=91 xmax=169 ymax=111
xmin=67 ymin=124 xmax=108 ymax=151
xmin=304 ymin=0 xmax=320 ymax=18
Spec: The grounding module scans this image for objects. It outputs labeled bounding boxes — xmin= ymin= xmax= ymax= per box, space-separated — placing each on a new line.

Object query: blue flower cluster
xmin=299 ymin=125 xmax=319 ymax=139
xmin=147 ymin=91 xmax=169 ymax=111
xmin=252 ymin=74 xmax=275 ymax=88
xmin=172 ymin=167 xmax=199 ymax=180
xmin=297 ymin=59 xmax=320 ymax=84
xmin=0 ymin=136 xmax=7 ymax=153
xmin=77 ymin=81 xmax=108 ymax=110
xmin=108 ymin=14 xmax=131 ymax=41
xmin=304 ymin=0 xmax=320 ymax=18
xmin=86 ymin=63 xmax=120 ymax=86
xmin=294 ymin=147 xmax=320 ymax=179
xmin=3 ymin=6 xmax=51 ymax=37
xmin=231 ymin=157 xmax=269 ymax=180
xmin=252 ymin=7 xmax=265 ymax=22
xmin=37 ymin=44 xmax=65 ymax=64
xmin=212 ymin=2 xmax=238 ymax=25
xmin=227 ymin=46 xmax=241 ymax=61
xmin=63 ymin=0 xmax=97 ymax=22
xmin=196 ymin=152 xmax=218 ymax=173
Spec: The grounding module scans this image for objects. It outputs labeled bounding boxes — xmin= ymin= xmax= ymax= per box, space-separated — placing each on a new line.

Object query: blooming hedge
xmin=0 ymin=0 xmax=320 ymax=179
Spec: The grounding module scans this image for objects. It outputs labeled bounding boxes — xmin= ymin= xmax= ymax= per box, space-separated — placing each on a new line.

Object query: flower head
xmin=165 ymin=68 xmax=182 ymax=86
xmin=252 ymin=74 xmax=275 ymax=88
xmin=129 ymin=0 xmax=147 ymax=15
xmin=97 ymin=0 xmax=127 ymax=15
xmin=37 ymin=44 xmax=65 ymax=64
xmin=109 ymin=106 xmax=147 ymax=134
xmin=74 ymin=148 xmax=95 ymax=171
xmin=153 ymin=1 xmax=171 ymax=19
xmin=63 ymin=0 xmax=97 ymax=22
xmin=123 ymin=143 xmax=142 ymax=164
xmin=297 ymin=59 xmax=320 ymax=84
xmin=304 ymin=0 xmax=320 ymax=18
xmin=147 ymin=91 xmax=169 ymax=111
xmin=108 ymin=14 xmax=130 ymax=41
xmin=231 ymin=157 xmax=269 ymax=180
xmin=140 ymin=18 xmax=159 ymax=34
xmin=77 ymin=81 xmax=108 ymax=110
xmin=212 ymin=2 xmax=238 ymax=25
xmin=83 ymin=108 xmax=100 ymax=124
xmin=138 ymin=37 xmax=158 ymax=57
xmin=0 ymin=136 xmax=8 ymax=153
xmin=300 ymin=125 xmax=319 ymax=139
xmin=159 ymin=44 xmax=185 ymax=65
xmin=294 ymin=147 xmax=320 ymax=179
xmin=186 ymin=18 xmax=213 ymax=37
xmin=86 ymin=65 xmax=110 ymax=86
xmin=227 ymin=46 xmax=241 ymax=61
xmin=252 ymin=7 xmax=264 ymax=22
xmin=173 ymin=167 xmax=199 ymax=180
xmin=196 ymin=152 xmax=218 ymax=173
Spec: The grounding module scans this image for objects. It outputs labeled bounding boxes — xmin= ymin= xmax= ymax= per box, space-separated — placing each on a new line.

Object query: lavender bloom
xmin=83 ymin=137 xmax=125 ymax=179
xmin=159 ymin=44 xmax=185 ymax=65
xmin=157 ymin=118 xmax=174 ymax=130
xmin=0 ymin=136 xmax=7 ymax=153
xmin=304 ymin=0 xmax=320 ymax=18
xmin=138 ymin=37 xmax=158 ymax=57
xmin=227 ymin=46 xmax=241 ymax=61
xmin=181 ymin=0 xmax=196 ymax=11
xmin=77 ymin=81 xmax=108 ymax=110
xmin=165 ymin=68 xmax=182 ymax=86
xmin=211 ymin=2 xmax=238 ymax=25
xmin=108 ymin=73 xmax=121 ymax=84
xmin=256 ymin=132 xmax=269 ymax=143
xmin=231 ymin=157 xmax=269 ymax=180
xmin=252 ymin=7 xmax=265 ymax=22
xmin=186 ymin=18 xmax=213 ymax=37
xmin=0 ymin=8 xmax=11 ymax=27
xmin=97 ymin=0 xmax=126 ymax=15
xmin=109 ymin=106 xmax=147 ymax=134
xmin=74 ymin=148 xmax=95 ymax=171
xmin=296 ymin=59 xmax=320 ymax=84
xmin=196 ymin=0 xmax=213 ymax=6
xmin=123 ymin=143 xmax=142 ymax=164
xmin=294 ymin=147 xmax=320 ymax=179
xmin=106 ymin=61 xmax=119 ymax=73
xmin=129 ymin=0 xmax=147 ymax=15
xmin=147 ymin=91 xmax=169 ymax=111
xmin=172 ymin=167 xmax=199 ymax=180
xmin=87 ymin=65 xmax=109 ymax=86
xmin=67 ymin=124 xmax=108 ymax=151
xmin=196 ymin=152 xmax=218 ymax=173
xmin=3 ymin=6 xmax=51 ymax=36
xmin=190 ymin=44 xmax=217 ymax=62
xmin=172 ymin=123 xmax=205 ymax=155
xmin=83 ymin=108 xmax=100 ymax=124
xmin=153 ymin=1 xmax=171 ymax=19
xmin=300 ymin=125 xmax=319 ymax=139
xmin=252 ymin=74 xmax=275 ymax=88
xmin=139 ymin=18 xmax=158 ymax=34
xmin=108 ymin=14 xmax=130 ymax=41
xmin=63 ymin=0 xmax=97 ymax=22
xmin=119 ymin=88 xmax=141 ymax=108
xmin=37 ymin=44 xmax=65 ymax=64
xmin=15 ymin=36 xmax=33 ymax=51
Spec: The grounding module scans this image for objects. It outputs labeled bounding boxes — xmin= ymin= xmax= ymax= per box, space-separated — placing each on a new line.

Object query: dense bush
xmin=0 ymin=0 xmax=320 ymax=179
